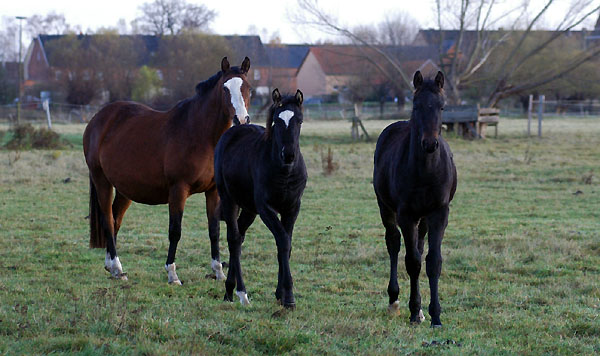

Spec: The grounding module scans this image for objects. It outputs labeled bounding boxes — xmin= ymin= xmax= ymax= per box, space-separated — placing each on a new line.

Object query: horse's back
xmin=84 ymin=101 xmax=171 ymax=203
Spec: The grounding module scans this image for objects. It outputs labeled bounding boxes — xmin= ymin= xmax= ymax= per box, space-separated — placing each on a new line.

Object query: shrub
xmin=4 ymin=124 xmax=68 ymax=150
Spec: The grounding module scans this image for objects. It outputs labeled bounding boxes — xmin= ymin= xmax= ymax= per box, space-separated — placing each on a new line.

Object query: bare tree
xmin=433 ymin=0 xmax=600 ymax=106
xmin=135 ymin=0 xmax=217 ymax=36
xmin=26 ymin=12 xmax=70 ymax=37
xmin=378 ymin=11 xmax=419 ymax=46
xmin=0 ymin=17 xmax=19 ymax=62
xmin=292 ymin=0 xmax=416 ymax=93
xmin=293 ymin=0 xmax=600 ymax=107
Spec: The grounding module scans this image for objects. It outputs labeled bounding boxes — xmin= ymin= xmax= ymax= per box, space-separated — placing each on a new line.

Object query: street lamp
xmin=16 ymin=16 xmax=27 ymax=125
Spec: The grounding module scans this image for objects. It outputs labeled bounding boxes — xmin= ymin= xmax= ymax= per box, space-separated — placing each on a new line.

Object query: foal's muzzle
xmin=421 ymin=137 xmax=439 ymax=153
xmin=281 ymin=147 xmax=295 ymax=165
xmin=233 ymin=115 xmax=250 ymax=125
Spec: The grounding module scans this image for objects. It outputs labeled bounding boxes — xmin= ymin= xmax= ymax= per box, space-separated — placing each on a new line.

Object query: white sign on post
xmin=43 ymin=99 xmax=52 ymax=129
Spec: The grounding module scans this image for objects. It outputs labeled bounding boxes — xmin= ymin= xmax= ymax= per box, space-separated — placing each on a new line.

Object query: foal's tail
xmin=89 ymin=175 xmax=107 ymax=248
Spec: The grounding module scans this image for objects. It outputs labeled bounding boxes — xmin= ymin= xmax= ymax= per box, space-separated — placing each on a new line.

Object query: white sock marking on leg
xmin=211 ymin=259 xmax=226 ymax=280
xmin=236 ymin=291 xmax=250 ymax=305
xmin=165 ymin=263 xmax=181 ymax=285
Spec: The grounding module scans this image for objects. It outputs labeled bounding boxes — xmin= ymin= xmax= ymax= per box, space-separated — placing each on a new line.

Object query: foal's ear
xmin=295 ymin=89 xmax=303 ymax=105
xmin=435 ymin=71 xmax=444 ymax=89
xmin=221 ymin=57 xmax=230 ymax=72
xmin=240 ymin=57 xmax=251 ymax=74
xmin=272 ymin=88 xmax=281 ymax=103
xmin=413 ymin=71 xmax=423 ymax=89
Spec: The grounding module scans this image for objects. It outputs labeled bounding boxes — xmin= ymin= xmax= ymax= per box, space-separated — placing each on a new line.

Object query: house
xmin=296 ymin=45 xmax=439 ymax=98
xmin=264 ymin=44 xmax=309 ymax=94
xmin=23 ymin=34 xmax=272 ymax=100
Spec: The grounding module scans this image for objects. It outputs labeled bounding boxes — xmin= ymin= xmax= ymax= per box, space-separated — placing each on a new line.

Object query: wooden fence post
xmin=527 ymin=94 xmax=533 ymax=136
xmin=537 ymin=95 xmax=544 ymax=138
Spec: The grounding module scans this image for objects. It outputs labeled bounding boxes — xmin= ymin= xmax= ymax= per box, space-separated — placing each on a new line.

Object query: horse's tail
xmin=89 ymin=175 xmax=107 ymax=248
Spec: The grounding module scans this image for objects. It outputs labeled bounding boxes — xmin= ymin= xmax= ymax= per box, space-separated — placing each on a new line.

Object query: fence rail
xmin=2 ymin=98 xmax=600 ymax=127
xmin=0 ymin=101 xmax=408 ymax=125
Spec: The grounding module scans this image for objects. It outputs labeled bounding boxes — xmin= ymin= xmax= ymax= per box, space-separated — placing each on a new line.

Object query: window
xmin=254 ymin=69 xmax=261 ymax=80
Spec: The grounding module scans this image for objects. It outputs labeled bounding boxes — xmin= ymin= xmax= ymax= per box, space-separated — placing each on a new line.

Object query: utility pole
xmin=16 ymin=16 xmax=27 ymax=126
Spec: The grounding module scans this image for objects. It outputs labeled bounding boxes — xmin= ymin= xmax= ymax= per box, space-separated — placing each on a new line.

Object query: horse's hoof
xmin=283 ymin=303 xmax=296 ymax=310
xmin=236 ymin=291 xmax=250 ymax=306
xmin=431 ymin=323 xmax=443 ymax=328
xmin=111 ymin=273 xmax=128 ymax=281
xmin=388 ymin=301 xmax=401 ymax=316
xmin=224 ymin=293 xmax=233 ymax=302
xmin=215 ymin=271 xmax=226 ymax=281
xmin=410 ymin=309 xmax=425 ymax=325
xmin=169 ymin=279 xmax=182 ymax=286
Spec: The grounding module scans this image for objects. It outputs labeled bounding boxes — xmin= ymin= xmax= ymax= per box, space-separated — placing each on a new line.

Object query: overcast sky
xmin=1 ymin=0 xmax=598 ymax=44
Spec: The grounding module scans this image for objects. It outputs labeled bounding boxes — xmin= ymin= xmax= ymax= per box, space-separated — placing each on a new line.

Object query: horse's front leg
xmin=398 ymin=215 xmax=424 ymax=324
xmin=206 ymin=187 xmax=225 ymax=280
xmin=425 ymin=205 xmax=449 ymax=328
xmin=259 ymin=205 xmax=295 ymax=308
xmin=277 ymin=206 xmax=300 ymax=304
xmin=165 ymin=185 xmax=188 ymax=285
xmin=221 ymin=199 xmax=249 ymax=305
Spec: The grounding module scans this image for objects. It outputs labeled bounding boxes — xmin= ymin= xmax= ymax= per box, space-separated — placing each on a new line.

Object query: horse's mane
xmin=195 ymin=66 xmax=245 ymax=97
xmin=264 ymin=94 xmax=302 ymax=140
xmin=195 ymin=71 xmax=223 ymax=97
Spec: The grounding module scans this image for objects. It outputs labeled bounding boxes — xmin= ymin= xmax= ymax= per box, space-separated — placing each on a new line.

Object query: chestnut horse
xmin=83 ymin=57 xmax=252 ymax=284
xmin=373 ymin=71 xmax=457 ymax=327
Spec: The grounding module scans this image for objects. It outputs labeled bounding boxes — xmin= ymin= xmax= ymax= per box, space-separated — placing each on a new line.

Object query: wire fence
xmin=500 ymin=99 xmax=600 ymax=118
xmin=0 ymin=101 xmax=408 ymax=126
xmin=0 ymin=102 xmax=100 ymax=125
xmin=1 ymin=98 xmax=599 ymax=127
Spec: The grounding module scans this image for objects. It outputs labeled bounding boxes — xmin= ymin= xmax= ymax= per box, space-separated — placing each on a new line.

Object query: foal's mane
xmin=264 ymin=95 xmax=302 ymax=140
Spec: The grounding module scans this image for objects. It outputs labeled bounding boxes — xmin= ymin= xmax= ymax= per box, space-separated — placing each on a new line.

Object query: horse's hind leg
xmin=206 ymin=187 xmax=225 ymax=280
xmin=106 ymin=190 xmax=131 ymax=271
xmin=165 ymin=184 xmax=188 ymax=285
xmin=377 ymin=198 xmax=402 ymax=315
xmin=398 ymin=215 xmax=424 ymax=324
xmin=91 ymin=172 xmax=126 ymax=280
xmin=425 ymin=206 xmax=449 ymax=328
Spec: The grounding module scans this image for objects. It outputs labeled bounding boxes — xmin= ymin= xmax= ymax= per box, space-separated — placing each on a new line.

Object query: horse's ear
xmin=221 ymin=57 xmax=230 ymax=73
xmin=295 ymin=89 xmax=303 ymax=105
xmin=272 ymin=88 xmax=281 ymax=103
xmin=240 ymin=57 xmax=250 ymax=74
xmin=435 ymin=71 xmax=444 ymax=89
xmin=413 ymin=71 xmax=423 ymax=89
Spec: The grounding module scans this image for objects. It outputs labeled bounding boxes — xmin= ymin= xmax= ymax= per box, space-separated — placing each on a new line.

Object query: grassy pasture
xmin=0 ymin=118 xmax=599 ymax=355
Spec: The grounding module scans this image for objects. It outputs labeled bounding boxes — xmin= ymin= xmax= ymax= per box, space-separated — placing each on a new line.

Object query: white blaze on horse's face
xmin=278 ymin=110 xmax=294 ymax=128
xmin=224 ymin=77 xmax=249 ymax=124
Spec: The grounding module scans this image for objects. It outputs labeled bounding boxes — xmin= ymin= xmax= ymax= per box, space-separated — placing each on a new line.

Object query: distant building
xmin=264 ymin=44 xmax=310 ymax=94
xmin=23 ymin=34 xmax=272 ymax=100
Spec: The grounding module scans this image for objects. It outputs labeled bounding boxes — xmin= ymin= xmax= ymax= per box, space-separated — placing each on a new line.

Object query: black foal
xmin=214 ymin=88 xmax=307 ymax=308
xmin=373 ymin=71 xmax=457 ymax=327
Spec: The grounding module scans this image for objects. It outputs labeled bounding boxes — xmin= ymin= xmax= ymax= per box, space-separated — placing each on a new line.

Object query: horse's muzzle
xmin=233 ymin=115 xmax=250 ymax=125
xmin=281 ymin=147 xmax=295 ymax=165
xmin=421 ymin=137 xmax=439 ymax=153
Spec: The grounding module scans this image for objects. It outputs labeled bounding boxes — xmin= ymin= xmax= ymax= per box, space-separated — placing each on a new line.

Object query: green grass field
xmin=0 ymin=118 xmax=599 ymax=355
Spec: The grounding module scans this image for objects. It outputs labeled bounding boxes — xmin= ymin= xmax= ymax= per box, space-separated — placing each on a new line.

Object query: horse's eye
xmin=441 ymin=107 xmax=444 ymax=111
